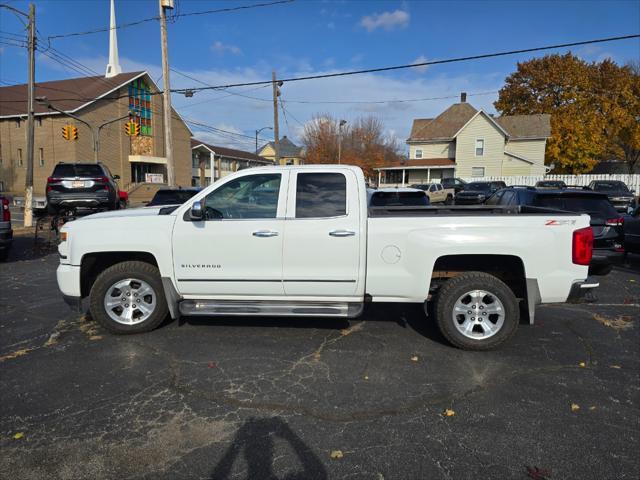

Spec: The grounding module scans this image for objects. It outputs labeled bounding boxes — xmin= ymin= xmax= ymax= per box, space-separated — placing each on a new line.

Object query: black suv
xmin=441 ymin=177 xmax=467 ymax=193
xmin=46 ymin=163 xmax=120 ymax=214
xmin=486 ymin=187 xmax=625 ymax=275
xmin=588 ymin=180 xmax=636 ymax=213
xmin=455 ymin=181 xmax=506 ymax=205
xmin=147 ymin=188 xmax=201 ymax=207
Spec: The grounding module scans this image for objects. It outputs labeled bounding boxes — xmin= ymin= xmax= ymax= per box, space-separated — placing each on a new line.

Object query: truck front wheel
xmin=433 ymin=272 xmax=519 ymax=350
xmin=89 ymin=261 xmax=168 ymax=334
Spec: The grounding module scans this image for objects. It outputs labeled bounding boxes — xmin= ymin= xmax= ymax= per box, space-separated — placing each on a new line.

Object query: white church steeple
xmin=105 ymin=0 xmax=122 ymax=78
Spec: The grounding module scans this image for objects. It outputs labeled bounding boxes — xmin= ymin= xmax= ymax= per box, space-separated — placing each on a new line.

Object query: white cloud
xmin=412 ymin=55 xmax=429 ymax=73
xmin=360 ymin=9 xmax=410 ymax=32
xmin=211 ymin=41 xmax=242 ymax=56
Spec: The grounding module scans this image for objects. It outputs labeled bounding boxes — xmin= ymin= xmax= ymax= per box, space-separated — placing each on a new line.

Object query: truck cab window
xmin=204 ymin=173 xmax=280 ymax=219
xmin=296 ymin=172 xmax=346 ymax=218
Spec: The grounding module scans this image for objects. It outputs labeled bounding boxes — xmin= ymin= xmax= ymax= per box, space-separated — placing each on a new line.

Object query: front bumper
xmin=567 ymin=277 xmax=600 ymax=303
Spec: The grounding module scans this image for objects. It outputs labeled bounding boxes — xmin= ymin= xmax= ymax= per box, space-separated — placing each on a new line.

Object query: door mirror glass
xmin=189 ymin=199 xmax=204 ymax=221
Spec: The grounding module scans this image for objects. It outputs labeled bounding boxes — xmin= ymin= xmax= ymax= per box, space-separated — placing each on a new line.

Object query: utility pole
xmin=272 ymin=71 xmax=281 ymax=165
xmin=338 ymin=119 xmax=347 ymax=165
xmin=159 ymin=0 xmax=175 ymax=186
xmin=24 ymin=3 xmax=36 ymax=227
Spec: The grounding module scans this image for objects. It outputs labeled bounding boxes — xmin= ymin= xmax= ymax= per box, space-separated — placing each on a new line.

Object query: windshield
xmin=148 ymin=190 xmax=199 ymax=206
xmin=52 ymin=164 xmax=103 ymax=178
xmin=533 ymin=195 xmax=618 ymax=217
xmin=591 ymin=182 xmax=629 ymax=193
xmin=370 ymin=191 xmax=428 ymax=207
xmin=466 ymin=183 xmax=492 ymax=192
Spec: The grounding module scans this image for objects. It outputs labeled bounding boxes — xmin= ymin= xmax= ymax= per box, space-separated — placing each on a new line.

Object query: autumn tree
xmin=301 ymin=114 xmax=404 ymax=179
xmin=495 ymin=53 xmax=640 ymax=173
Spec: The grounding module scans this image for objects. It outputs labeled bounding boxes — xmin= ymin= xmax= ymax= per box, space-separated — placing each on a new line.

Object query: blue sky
xmin=1 ymin=0 xmax=639 ymax=151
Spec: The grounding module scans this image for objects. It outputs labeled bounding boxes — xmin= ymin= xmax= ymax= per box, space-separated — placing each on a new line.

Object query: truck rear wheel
xmin=89 ymin=261 xmax=168 ymax=334
xmin=432 ymin=272 xmax=519 ymax=350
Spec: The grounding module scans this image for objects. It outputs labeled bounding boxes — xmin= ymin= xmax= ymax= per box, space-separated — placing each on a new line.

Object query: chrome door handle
xmin=252 ymin=230 xmax=279 ymax=237
xmin=329 ymin=229 xmax=356 ymax=237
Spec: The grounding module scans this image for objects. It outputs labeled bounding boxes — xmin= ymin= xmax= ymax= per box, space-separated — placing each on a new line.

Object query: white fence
xmin=459 ymin=174 xmax=640 ymax=194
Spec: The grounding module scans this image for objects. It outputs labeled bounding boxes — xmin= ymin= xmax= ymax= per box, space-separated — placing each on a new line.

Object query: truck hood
xmin=77 ymin=207 xmax=171 ymax=221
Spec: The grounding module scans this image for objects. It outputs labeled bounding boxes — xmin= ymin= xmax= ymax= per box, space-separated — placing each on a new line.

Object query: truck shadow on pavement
xmin=210 ymin=417 xmax=327 ymax=480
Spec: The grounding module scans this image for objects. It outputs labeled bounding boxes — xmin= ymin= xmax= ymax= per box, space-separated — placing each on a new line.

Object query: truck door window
xmin=203 ymin=173 xmax=280 ymax=219
xmin=296 ymin=172 xmax=346 ymax=218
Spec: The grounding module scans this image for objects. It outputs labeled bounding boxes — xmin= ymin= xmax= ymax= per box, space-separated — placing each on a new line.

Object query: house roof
xmin=259 ymin=136 xmax=304 ymax=157
xmin=494 ymin=114 xmax=551 ymax=139
xmin=408 ymin=102 xmax=551 ymax=142
xmin=376 ymin=158 xmax=456 ymax=170
xmin=191 ymin=139 xmax=271 ymax=163
xmin=0 ymin=71 xmax=145 ymax=118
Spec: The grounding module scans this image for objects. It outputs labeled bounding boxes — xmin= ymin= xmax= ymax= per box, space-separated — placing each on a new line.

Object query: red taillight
xmin=572 ymin=227 xmax=594 ymax=266
xmin=1 ymin=198 xmax=10 ymax=222
xmin=605 ymin=217 xmax=624 ymax=227
xmin=46 ymin=186 xmax=53 ymax=192
xmin=99 ymin=176 xmax=109 ymax=183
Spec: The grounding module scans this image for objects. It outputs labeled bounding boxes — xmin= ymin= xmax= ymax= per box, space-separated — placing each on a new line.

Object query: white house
xmin=377 ymin=93 xmax=551 ymax=185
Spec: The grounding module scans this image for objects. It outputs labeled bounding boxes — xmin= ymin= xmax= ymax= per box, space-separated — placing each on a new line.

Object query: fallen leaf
xmin=589 ymin=406 xmax=596 ymax=411
xmin=579 ymin=362 xmax=586 ymax=368
xmin=610 ymin=365 xmax=622 ymax=369
xmin=364 ymin=375 xmax=369 ymax=380
xmin=410 ymin=356 xmax=419 ymax=362
xmin=570 ymin=403 xmax=580 ymax=412
xmin=13 ymin=432 xmax=24 ymax=440
xmin=207 ymin=362 xmax=217 ymax=369
xmin=630 ymin=279 xmax=636 ymax=283
xmin=444 ymin=409 xmax=455 ymax=417
xmin=330 ymin=450 xmax=343 ymax=459
xmin=593 ymin=313 xmax=634 ymax=331
xmin=89 ymin=335 xmax=103 ymax=341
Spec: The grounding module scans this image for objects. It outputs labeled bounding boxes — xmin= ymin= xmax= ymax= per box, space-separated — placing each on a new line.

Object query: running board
xmin=179 ymin=300 xmax=364 ymax=318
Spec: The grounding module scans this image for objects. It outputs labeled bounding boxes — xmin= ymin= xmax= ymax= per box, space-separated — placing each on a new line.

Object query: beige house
xmin=0 ymin=71 xmax=192 ymax=196
xmin=191 ymin=139 xmax=273 ymax=186
xmin=258 ymin=136 xmax=304 ymax=165
xmin=377 ymin=94 xmax=551 ymax=185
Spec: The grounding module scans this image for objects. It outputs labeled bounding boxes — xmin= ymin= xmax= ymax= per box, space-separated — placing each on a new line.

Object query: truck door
xmin=282 ymin=170 xmax=361 ymax=297
xmin=172 ymin=171 xmax=287 ymax=296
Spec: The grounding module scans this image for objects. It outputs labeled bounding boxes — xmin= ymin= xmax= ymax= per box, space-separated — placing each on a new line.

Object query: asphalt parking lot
xmin=1 ymin=234 xmax=639 ymax=480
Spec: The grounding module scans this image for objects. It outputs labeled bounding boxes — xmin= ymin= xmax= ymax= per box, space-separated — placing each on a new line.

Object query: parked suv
xmin=455 ymin=181 xmax=506 ymax=205
xmin=0 ymin=195 xmax=13 ymax=261
xmin=587 ymin=180 xmax=636 ymax=213
xmin=46 ymin=163 xmax=120 ymax=214
xmin=367 ymin=188 xmax=430 ymax=207
xmin=440 ymin=177 xmax=467 ymax=193
xmin=486 ymin=187 xmax=624 ymax=275
xmin=147 ymin=187 xmax=202 ymax=207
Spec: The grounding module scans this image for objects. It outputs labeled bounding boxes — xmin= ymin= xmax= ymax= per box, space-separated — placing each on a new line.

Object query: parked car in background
xmin=486 ymin=186 xmax=624 ymax=275
xmin=410 ymin=183 xmax=454 ymax=204
xmin=455 ymin=181 xmax=506 ymax=205
xmin=46 ymin=163 xmax=120 ymax=214
xmin=441 ymin=177 xmax=467 ymax=194
xmin=147 ymin=187 xmax=202 ymax=207
xmin=588 ymin=180 xmax=636 ymax=213
xmin=623 ymin=206 xmax=640 ymax=254
xmin=535 ymin=180 xmax=567 ymax=189
xmin=368 ymin=187 xmax=430 ymax=207
xmin=0 ymin=195 xmax=13 ymax=261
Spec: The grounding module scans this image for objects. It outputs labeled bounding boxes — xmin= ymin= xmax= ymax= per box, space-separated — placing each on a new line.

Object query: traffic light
xmin=71 ymin=126 xmax=78 ymax=140
xmin=62 ymin=125 xmax=70 ymax=140
xmin=125 ymin=121 xmax=140 ymax=137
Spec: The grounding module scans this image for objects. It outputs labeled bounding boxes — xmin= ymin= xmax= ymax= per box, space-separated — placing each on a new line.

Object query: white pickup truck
xmin=57 ymin=165 xmax=598 ymax=350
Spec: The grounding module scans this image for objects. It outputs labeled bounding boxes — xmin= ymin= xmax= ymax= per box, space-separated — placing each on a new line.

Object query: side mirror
xmin=189 ymin=199 xmax=204 ymax=221
xmin=113 ymin=174 xmax=120 ymax=180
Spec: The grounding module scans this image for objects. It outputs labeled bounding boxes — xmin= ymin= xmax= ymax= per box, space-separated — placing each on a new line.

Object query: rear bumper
xmin=47 ymin=191 xmax=113 ymax=209
xmin=591 ymin=249 xmax=624 ymax=266
xmin=567 ymin=277 xmax=600 ymax=303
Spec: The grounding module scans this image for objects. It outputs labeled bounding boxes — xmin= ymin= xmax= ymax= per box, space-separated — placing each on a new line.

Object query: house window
xmin=128 ymin=78 xmax=153 ymax=136
xmin=471 ymin=167 xmax=485 ymax=177
xmin=415 ymin=149 xmax=423 ymax=159
xmin=475 ymin=139 xmax=484 ymax=156
xmin=39 ymin=148 xmax=44 ymax=166
xmin=17 ymin=148 xmax=23 ymax=166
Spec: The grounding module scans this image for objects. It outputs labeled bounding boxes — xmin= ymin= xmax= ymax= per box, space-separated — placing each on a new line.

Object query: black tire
xmin=0 ymin=248 xmax=9 ymax=262
xmin=432 ymin=272 xmax=519 ymax=350
xmin=445 ymin=194 xmax=453 ymax=205
xmin=89 ymin=260 xmax=168 ymax=334
xmin=118 ymin=199 xmax=127 ymax=210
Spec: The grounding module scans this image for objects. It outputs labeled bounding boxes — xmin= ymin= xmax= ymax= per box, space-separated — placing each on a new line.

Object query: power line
xmin=171 ymin=34 xmax=640 ymax=93
xmin=46 ymin=0 xmax=295 ymax=40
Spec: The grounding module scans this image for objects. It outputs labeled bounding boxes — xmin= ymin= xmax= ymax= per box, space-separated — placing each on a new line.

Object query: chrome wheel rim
xmin=452 ymin=289 xmax=505 ymax=340
xmin=104 ymin=278 xmax=156 ymax=325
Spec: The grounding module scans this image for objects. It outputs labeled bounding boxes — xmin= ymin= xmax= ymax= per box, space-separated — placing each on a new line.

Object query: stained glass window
xmin=128 ymin=78 xmax=153 ymax=136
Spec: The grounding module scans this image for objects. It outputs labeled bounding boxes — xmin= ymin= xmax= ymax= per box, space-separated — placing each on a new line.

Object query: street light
xmin=255 ymin=126 xmax=273 ymax=155
xmin=37 ymin=96 xmax=136 ymax=163
xmin=338 ymin=119 xmax=347 ymax=165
